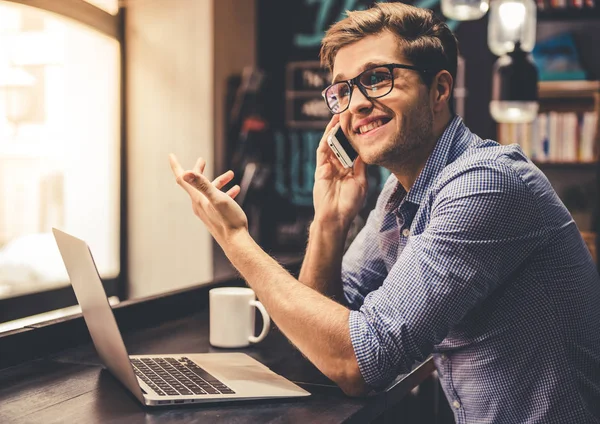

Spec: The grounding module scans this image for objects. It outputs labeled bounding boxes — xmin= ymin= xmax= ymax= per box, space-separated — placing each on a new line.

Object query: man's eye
xmin=339 ymin=86 xmax=350 ymax=97
xmin=366 ymin=73 xmax=390 ymax=85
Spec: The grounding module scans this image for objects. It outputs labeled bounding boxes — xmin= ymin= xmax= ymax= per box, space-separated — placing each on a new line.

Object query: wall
xmin=125 ymin=0 xmax=215 ymax=298
xmin=213 ymin=0 xmax=256 ymax=175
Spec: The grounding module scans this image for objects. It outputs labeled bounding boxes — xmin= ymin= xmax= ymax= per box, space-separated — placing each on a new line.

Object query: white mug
xmin=209 ymin=287 xmax=270 ymax=348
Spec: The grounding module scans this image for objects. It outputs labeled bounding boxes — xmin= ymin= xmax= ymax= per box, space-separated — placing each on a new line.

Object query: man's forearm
xmin=298 ymin=220 xmax=348 ymax=301
xmin=222 ymin=230 xmax=368 ymax=396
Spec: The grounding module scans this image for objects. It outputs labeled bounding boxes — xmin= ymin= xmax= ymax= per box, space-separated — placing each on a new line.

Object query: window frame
xmin=0 ymin=0 xmax=127 ymax=324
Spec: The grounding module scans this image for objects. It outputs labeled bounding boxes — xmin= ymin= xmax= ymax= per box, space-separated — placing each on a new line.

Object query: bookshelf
xmin=537 ymin=6 xmax=600 ymax=21
xmin=497 ymin=80 xmax=600 ymax=263
xmin=539 ymin=80 xmax=600 ymax=99
xmin=536 ymin=0 xmax=600 ymax=21
xmin=497 ymin=80 xmax=600 ymax=165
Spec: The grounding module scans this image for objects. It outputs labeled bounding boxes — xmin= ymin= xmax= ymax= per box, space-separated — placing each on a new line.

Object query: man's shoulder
xmin=425 ymin=141 xmax=548 ymax=206
xmin=440 ymin=141 xmax=535 ymax=183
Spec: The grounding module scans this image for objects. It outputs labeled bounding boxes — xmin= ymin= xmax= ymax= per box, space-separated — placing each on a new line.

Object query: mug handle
xmin=248 ymin=300 xmax=270 ymax=344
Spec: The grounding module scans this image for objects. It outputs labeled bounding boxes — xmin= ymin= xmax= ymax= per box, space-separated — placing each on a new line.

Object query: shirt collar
xmin=384 ymin=115 xmax=471 ymax=212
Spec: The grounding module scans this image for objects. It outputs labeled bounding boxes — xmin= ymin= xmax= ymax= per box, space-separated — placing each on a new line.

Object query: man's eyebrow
xmin=332 ymin=61 xmax=389 ymax=83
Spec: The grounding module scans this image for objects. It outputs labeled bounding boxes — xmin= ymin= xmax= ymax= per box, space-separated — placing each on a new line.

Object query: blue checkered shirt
xmin=343 ymin=116 xmax=600 ymax=423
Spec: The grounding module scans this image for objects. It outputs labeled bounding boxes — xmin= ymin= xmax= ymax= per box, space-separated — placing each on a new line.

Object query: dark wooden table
xmin=0 ymin=274 xmax=435 ymax=423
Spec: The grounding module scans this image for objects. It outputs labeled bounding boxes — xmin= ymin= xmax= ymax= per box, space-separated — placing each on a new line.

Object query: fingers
xmin=193 ymin=157 xmax=206 ymax=175
xmin=315 ymin=162 xmax=333 ymax=180
xmin=183 ymin=171 xmax=220 ymax=203
xmin=171 ymin=154 xmax=237 ymax=200
xmin=317 ymin=115 xmax=342 ymax=169
xmin=169 ymin=153 xmax=185 ymax=177
xmin=212 ymin=170 xmax=234 ymax=190
xmin=325 ymin=114 xmax=340 ymax=135
xmin=226 ymin=185 xmax=241 ymax=199
xmin=318 ymin=115 xmax=340 ymax=154
xmin=169 ymin=154 xmax=199 ymax=198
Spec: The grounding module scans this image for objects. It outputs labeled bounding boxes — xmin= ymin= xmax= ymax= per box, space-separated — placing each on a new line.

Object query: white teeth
xmin=359 ymin=119 xmax=385 ymax=134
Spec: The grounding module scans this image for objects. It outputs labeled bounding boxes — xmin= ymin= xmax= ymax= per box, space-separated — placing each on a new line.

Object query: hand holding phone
xmin=327 ymin=124 xmax=358 ymax=169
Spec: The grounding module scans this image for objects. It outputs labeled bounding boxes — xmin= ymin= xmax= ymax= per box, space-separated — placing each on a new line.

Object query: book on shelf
xmin=537 ymin=0 xmax=596 ymax=11
xmin=497 ymin=111 xmax=598 ymax=163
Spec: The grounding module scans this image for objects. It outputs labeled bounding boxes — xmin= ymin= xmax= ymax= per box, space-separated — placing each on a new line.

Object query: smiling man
xmin=170 ymin=3 xmax=600 ymax=423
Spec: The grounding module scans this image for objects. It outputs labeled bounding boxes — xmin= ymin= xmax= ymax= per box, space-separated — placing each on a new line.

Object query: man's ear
xmin=431 ymin=70 xmax=453 ymax=113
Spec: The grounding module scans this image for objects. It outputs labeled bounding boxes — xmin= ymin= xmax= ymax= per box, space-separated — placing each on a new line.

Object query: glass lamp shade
xmin=488 ymin=0 xmax=536 ymax=56
xmin=490 ymin=43 xmax=539 ymax=124
xmin=441 ymin=0 xmax=489 ymax=21
xmin=490 ymin=100 xmax=538 ymax=124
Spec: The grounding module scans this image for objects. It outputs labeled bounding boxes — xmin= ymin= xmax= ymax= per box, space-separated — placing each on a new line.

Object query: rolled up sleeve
xmin=342 ymin=209 xmax=387 ymax=310
xmin=348 ymin=160 xmax=548 ymax=388
xmin=342 ymin=175 xmax=400 ymax=310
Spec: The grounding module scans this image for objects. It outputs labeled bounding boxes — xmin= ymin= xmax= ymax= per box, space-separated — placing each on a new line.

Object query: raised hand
xmin=313 ymin=116 xmax=368 ymax=231
xmin=169 ymin=154 xmax=247 ymax=245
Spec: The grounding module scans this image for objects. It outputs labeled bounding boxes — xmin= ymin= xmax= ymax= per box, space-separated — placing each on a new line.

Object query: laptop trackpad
xmin=188 ymin=352 xmax=310 ymax=396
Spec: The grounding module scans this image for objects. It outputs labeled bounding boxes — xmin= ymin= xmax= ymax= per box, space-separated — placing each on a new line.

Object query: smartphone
xmin=327 ymin=124 xmax=358 ymax=168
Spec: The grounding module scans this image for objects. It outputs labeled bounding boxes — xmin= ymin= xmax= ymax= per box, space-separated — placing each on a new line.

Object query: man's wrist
xmin=225 ymin=228 xmax=253 ymax=248
xmin=222 ymin=229 xmax=260 ymax=271
xmin=309 ymin=219 xmax=350 ymax=239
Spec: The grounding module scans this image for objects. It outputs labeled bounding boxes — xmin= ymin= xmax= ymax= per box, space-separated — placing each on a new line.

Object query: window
xmin=0 ymin=2 xmax=121 ymax=316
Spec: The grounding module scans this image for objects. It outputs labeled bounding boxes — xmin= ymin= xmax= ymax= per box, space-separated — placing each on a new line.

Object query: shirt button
xmin=441 ymin=354 xmax=447 ymax=360
xmin=453 ymin=400 xmax=461 ymax=409
xmin=402 ymin=228 xmax=410 ymax=237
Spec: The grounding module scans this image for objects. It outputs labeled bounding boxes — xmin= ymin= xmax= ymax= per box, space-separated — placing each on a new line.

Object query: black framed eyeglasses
xmin=321 ymin=63 xmax=432 ymax=114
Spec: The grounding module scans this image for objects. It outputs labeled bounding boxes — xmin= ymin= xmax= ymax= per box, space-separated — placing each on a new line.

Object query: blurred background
xmin=0 ymin=0 xmax=598 ymax=333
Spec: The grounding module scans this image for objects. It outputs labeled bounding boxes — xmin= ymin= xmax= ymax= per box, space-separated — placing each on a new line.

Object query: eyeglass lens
xmin=325 ymin=66 xmax=394 ymax=113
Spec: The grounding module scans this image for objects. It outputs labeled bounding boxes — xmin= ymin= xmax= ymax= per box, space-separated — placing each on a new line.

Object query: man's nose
xmin=347 ymin=86 xmax=373 ymax=114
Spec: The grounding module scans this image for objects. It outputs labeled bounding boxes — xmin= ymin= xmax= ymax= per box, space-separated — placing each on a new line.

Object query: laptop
xmin=52 ymin=228 xmax=310 ymax=406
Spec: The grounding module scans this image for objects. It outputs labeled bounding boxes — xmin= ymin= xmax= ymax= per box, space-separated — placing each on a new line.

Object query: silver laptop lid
xmin=52 ymin=228 xmax=144 ymax=403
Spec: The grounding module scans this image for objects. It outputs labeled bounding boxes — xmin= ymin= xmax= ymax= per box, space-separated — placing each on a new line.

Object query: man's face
xmin=331 ymin=31 xmax=435 ymax=168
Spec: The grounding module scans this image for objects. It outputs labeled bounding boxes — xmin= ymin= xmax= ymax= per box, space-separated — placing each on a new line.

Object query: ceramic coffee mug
xmin=209 ymin=287 xmax=270 ymax=348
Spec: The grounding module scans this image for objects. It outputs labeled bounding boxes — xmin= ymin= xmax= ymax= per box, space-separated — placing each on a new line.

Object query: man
xmin=170 ymin=3 xmax=600 ymax=423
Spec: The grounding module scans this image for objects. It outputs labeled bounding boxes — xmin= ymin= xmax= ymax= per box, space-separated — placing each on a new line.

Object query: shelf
xmin=539 ymin=81 xmax=600 ymax=99
xmin=534 ymin=160 xmax=598 ymax=168
xmin=537 ymin=7 xmax=600 ymax=21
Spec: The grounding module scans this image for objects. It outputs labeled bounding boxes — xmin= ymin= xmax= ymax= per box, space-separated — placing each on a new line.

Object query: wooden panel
xmin=0 ymin=360 xmax=104 ymax=423
xmin=0 ymin=321 xmax=432 ymax=423
xmin=0 ymin=360 xmax=371 ymax=424
xmin=0 ymin=266 xmax=435 ymax=423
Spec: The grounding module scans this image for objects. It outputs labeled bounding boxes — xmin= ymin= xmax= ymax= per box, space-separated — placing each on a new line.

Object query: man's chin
xmin=355 ymin=150 xmax=375 ymax=165
xmin=359 ymin=145 xmax=393 ymax=163
xmin=359 ymin=153 xmax=387 ymax=168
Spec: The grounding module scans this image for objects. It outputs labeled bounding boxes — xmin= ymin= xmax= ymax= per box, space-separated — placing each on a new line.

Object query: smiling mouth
xmin=357 ymin=118 xmax=391 ymax=135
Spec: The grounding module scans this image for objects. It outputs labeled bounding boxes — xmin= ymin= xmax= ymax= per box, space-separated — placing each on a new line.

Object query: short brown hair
xmin=320 ymin=2 xmax=458 ymax=87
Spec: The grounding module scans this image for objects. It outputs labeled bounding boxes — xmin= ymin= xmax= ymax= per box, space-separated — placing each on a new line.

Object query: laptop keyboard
xmin=130 ymin=357 xmax=235 ymax=396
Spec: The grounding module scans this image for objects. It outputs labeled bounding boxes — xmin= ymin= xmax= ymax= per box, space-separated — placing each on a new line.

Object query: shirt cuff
xmin=349 ymin=309 xmax=394 ymax=388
